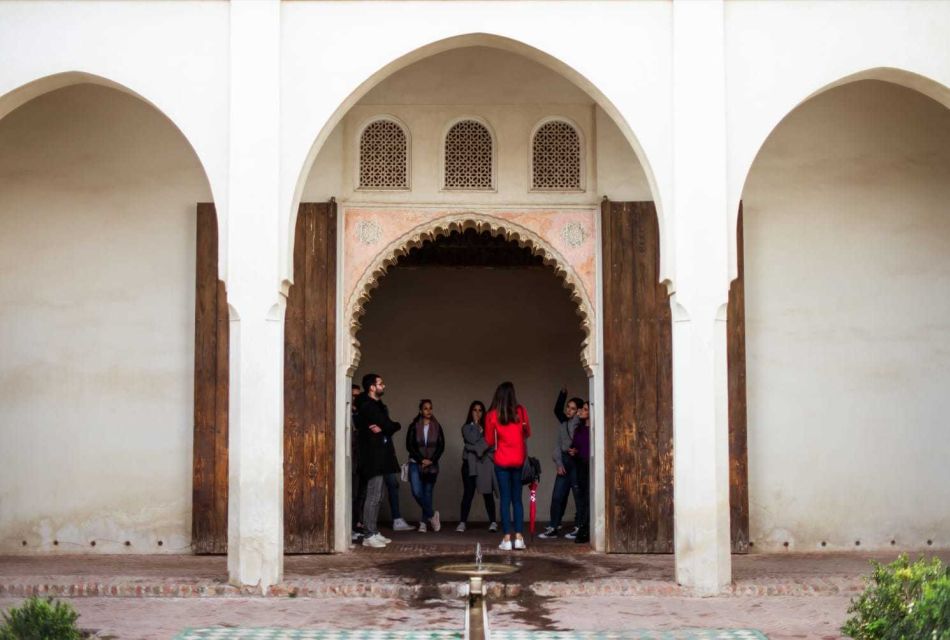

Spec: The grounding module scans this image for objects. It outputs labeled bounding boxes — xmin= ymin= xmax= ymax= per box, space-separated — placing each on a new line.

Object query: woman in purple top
xmin=568 ymin=401 xmax=591 ymax=544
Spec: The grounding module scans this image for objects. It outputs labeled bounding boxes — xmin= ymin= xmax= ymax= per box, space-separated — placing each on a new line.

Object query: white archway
xmin=283 ymin=32 xmax=668 ymax=290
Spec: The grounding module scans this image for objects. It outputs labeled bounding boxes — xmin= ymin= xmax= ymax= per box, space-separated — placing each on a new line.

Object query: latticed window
xmin=443 ymin=120 xmax=494 ymax=190
xmin=359 ymin=119 xmax=409 ymax=189
xmin=532 ymin=120 xmax=582 ymax=190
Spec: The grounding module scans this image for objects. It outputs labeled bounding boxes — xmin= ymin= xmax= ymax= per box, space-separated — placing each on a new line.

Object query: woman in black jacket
xmin=405 ymin=399 xmax=445 ymax=532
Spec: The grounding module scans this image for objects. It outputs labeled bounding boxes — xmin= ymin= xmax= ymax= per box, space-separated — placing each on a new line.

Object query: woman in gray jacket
xmin=456 ymin=400 xmax=498 ymax=532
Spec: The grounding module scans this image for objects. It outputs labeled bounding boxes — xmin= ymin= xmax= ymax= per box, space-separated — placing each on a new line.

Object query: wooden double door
xmin=192 ymin=199 xmax=748 ymax=555
xmin=601 ymin=199 xmax=749 ymax=553
xmin=192 ymin=202 xmax=338 ymax=554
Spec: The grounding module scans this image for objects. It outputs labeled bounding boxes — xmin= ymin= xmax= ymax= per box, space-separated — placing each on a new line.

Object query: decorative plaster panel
xmin=343 ymin=206 xmax=597 ymax=376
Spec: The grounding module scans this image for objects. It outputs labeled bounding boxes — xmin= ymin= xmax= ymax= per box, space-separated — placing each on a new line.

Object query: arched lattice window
xmin=532 ymin=120 xmax=582 ymax=190
xmin=443 ymin=119 xmax=494 ymax=190
xmin=358 ymin=118 xmax=409 ymax=189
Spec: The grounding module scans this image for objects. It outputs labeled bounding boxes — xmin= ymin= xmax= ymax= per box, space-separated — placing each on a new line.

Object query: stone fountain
xmin=434 ymin=543 xmax=519 ymax=640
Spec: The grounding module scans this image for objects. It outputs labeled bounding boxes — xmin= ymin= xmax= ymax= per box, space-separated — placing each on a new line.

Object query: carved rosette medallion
xmin=355 ymin=219 xmax=382 ymax=245
xmin=561 ymin=221 xmax=587 ymax=248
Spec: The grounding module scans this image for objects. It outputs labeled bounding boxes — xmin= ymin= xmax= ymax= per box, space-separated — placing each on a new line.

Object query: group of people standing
xmin=351 ymin=373 xmax=591 ymax=550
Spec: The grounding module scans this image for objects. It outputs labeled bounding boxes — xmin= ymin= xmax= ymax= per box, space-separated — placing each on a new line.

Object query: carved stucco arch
xmin=346 ymin=212 xmax=595 ymax=377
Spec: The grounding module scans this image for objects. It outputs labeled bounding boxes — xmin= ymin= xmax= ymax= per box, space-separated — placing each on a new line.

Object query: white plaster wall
xmin=744 ymin=81 xmax=950 ymax=551
xmin=596 ymin=106 xmax=652 ymax=202
xmin=354 ymin=266 xmax=588 ymax=525
xmin=0 ymin=1 xmax=229 ymax=271
xmin=303 ymin=47 xmax=648 ymax=206
xmin=0 ymin=84 xmax=211 ymax=554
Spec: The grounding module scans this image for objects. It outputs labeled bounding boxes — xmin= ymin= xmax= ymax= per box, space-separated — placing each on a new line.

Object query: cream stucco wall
xmin=354 ymin=266 xmax=588 ymax=525
xmin=744 ymin=80 xmax=950 ymax=551
xmin=0 ymin=84 xmax=211 ymax=553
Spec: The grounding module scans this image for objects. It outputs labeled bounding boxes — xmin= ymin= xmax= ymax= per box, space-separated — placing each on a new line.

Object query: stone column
xmin=670 ymin=0 xmax=733 ymax=594
xmin=226 ymin=0 xmax=285 ymax=592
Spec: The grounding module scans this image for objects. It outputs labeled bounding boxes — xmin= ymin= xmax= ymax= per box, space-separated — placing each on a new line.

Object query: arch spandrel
xmin=344 ymin=208 xmax=596 ymax=377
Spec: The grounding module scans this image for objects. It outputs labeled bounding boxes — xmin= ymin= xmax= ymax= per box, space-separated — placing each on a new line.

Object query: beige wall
xmin=0 ymin=84 xmax=211 ymax=553
xmin=302 ymin=47 xmax=649 ymax=205
xmin=744 ymin=80 xmax=950 ymax=551
xmin=354 ymin=266 xmax=589 ymax=524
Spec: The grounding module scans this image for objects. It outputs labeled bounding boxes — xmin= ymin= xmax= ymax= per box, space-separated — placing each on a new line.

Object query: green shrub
xmin=0 ymin=597 xmax=83 ymax=640
xmin=843 ymin=554 xmax=950 ymax=640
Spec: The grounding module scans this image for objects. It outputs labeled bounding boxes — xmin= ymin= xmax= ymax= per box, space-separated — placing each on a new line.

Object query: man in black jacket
xmin=354 ymin=372 xmax=401 ymax=548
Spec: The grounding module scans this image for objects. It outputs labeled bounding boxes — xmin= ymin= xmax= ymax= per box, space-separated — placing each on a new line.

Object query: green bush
xmin=0 ymin=597 xmax=83 ymax=640
xmin=843 ymin=554 xmax=950 ymax=640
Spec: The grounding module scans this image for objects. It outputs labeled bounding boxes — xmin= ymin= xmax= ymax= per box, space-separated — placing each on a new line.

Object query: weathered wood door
xmin=601 ymin=199 xmax=751 ymax=554
xmin=728 ymin=204 xmax=750 ymax=553
xmin=193 ymin=203 xmax=229 ymax=554
xmin=601 ymin=200 xmax=674 ymax=553
xmin=284 ymin=201 xmax=337 ymax=553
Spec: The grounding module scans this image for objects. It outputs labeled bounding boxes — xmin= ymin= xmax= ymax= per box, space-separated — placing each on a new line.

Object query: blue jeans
xmin=495 ymin=466 xmax=524 ymax=534
xmin=549 ymin=452 xmax=578 ymax=528
xmin=384 ymin=472 xmax=402 ymax=520
xmin=408 ymin=462 xmax=436 ymax=520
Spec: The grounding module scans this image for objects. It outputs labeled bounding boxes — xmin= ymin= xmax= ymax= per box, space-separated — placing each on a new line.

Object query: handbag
xmin=521 ymin=455 xmax=541 ymax=485
xmin=519 ymin=409 xmax=541 ymax=485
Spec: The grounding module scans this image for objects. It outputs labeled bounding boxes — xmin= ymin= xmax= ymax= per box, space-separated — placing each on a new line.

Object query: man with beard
xmin=353 ymin=373 xmax=401 ymax=548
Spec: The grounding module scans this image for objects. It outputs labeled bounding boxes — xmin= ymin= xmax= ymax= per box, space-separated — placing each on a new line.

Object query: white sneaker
xmin=498 ymin=538 xmax=512 ymax=551
xmin=430 ymin=511 xmax=441 ymax=532
xmin=513 ymin=537 xmax=526 ymax=550
xmin=392 ymin=518 xmax=414 ymax=532
xmin=363 ymin=533 xmax=387 ymax=548
xmin=376 ymin=533 xmax=392 ymax=543
xmin=418 ymin=521 xmax=427 ymax=533
xmin=456 ymin=522 xmax=467 ymax=532
xmin=488 ymin=522 xmax=499 ymax=532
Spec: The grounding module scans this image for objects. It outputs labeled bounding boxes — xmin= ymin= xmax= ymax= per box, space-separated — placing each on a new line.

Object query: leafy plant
xmin=0 ymin=597 xmax=83 ymax=640
xmin=843 ymin=554 xmax=949 ymax=640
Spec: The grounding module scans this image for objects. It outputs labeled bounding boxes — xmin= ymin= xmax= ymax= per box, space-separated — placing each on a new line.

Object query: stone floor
xmin=1 ymin=531 xmax=946 ymax=639
xmin=0 ymin=594 xmax=853 ymax=639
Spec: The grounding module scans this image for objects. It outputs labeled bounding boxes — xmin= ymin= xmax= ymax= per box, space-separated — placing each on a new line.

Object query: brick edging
xmin=0 ymin=576 xmax=865 ymax=599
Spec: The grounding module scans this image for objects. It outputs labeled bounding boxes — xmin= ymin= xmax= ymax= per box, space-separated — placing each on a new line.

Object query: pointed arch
xmin=346 ymin=212 xmax=595 ymax=377
xmin=731 ymin=67 xmax=950 ymax=279
xmin=285 ymin=32 xmax=666 ymax=288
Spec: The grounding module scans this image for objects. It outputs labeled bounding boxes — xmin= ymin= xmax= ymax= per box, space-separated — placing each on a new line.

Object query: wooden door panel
xmin=728 ymin=203 xmax=750 ymax=553
xmin=602 ymin=200 xmax=673 ymax=553
xmin=193 ymin=202 xmax=228 ymax=554
xmin=284 ymin=201 xmax=337 ymax=554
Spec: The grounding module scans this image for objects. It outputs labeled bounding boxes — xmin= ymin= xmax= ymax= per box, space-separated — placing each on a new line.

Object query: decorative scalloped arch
xmin=346 ymin=212 xmax=595 ymax=377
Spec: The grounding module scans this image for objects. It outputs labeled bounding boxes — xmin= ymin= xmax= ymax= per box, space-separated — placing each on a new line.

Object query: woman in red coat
xmin=484 ymin=381 xmax=530 ymax=550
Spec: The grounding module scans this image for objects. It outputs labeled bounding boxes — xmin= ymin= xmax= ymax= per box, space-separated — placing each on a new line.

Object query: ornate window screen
xmin=359 ymin=119 xmax=409 ymax=189
xmin=532 ymin=120 xmax=582 ymax=190
xmin=443 ymin=120 xmax=494 ymax=190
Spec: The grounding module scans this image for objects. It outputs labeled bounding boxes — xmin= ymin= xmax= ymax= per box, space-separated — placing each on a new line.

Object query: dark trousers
xmin=495 ymin=466 xmax=524 ymax=534
xmin=574 ymin=458 xmax=590 ymax=532
xmin=459 ymin=461 xmax=497 ymax=523
xmin=548 ymin=452 xmax=578 ymax=528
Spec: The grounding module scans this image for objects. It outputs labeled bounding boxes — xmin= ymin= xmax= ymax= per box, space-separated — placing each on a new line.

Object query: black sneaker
xmin=574 ymin=528 xmax=590 ymax=544
xmin=537 ymin=526 xmax=560 ymax=539
xmin=564 ymin=526 xmax=580 ymax=540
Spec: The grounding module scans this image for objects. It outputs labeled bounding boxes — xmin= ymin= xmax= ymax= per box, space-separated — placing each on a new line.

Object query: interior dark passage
xmin=355 ymin=229 xmax=589 ymax=536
